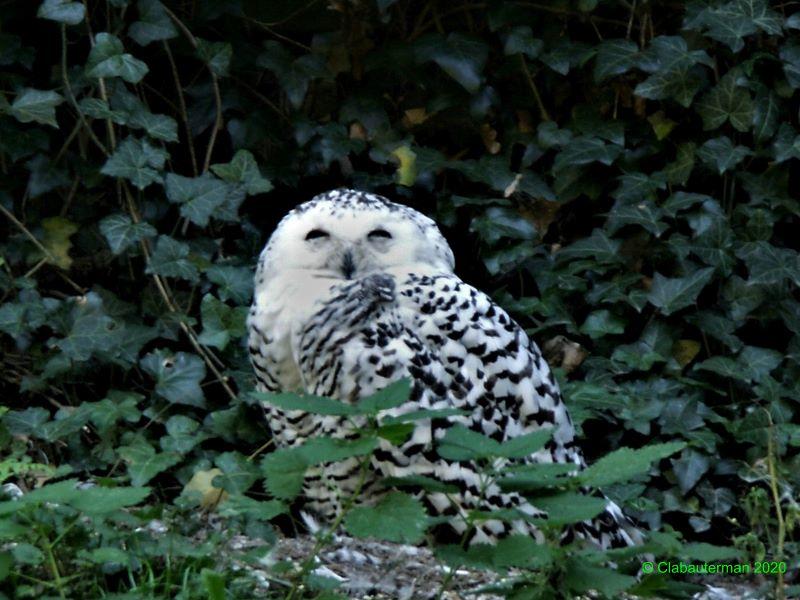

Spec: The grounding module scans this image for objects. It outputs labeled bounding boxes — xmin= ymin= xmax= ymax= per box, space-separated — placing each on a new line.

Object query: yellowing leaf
xmin=391 ymin=145 xmax=417 ymax=187
xmin=41 ymin=216 xmax=78 ymax=269
xmin=183 ymin=468 xmax=228 ymax=509
xmin=647 ymin=110 xmax=677 ymax=140
xmin=402 ymin=107 xmax=428 ymax=127
xmin=673 ymin=339 xmax=701 ymax=367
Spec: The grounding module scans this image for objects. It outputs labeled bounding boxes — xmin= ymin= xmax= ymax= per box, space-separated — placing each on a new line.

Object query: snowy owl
xmin=247 ymin=189 xmax=638 ymax=548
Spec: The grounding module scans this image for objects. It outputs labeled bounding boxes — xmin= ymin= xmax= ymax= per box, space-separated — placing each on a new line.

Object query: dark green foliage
xmin=1 ymin=0 xmax=799 ymax=598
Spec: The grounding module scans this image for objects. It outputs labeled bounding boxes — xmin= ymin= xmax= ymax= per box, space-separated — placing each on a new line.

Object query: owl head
xmin=255 ymin=189 xmax=454 ymax=284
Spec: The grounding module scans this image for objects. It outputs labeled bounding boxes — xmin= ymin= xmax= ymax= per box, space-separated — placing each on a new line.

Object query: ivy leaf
xmin=738 ymin=346 xmax=782 ymax=382
xmin=695 ymin=71 xmax=754 ymax=131
xmin=580 ymin=441 xmax=686 ymax=487
xmin=54 ymin=292 xmax=116 ymax=361
xmin=344 ymin=492 xmax=428 ymax=544
xmin=205 ymin=265 xmax=253 ymax=304
xmin=37 ymin=0 xmax=85 ymax=24
xmin=213 ymin=452 xmax=260 ymax=494
xmin=146 ymin=235 xmax=199 ymax=281
xmin=118 ymin=438 xmax=181 ymax=486
xmin=160 ymin=415 xmax=208 ymax=453
xmin=557 ymin=229 xmax=622 ymax=264
xmin=687 ymin=0 xmax=782 ymax=52
xmin=40 ymin=216 xmax=78 ymax=269
xmin=752 ymin=89 xmax=780 ymax=143
xmin=697 ymin=136 xmax=752 ymax=174
xmin=470 ymin=207 xmax=537 ymax=245
xmin=503 ymin=26 xmax=543 ymax=58
xmin=257 ymin=41 xmax=328 ymax=108
xmin=552 ymin=136 xmax=621 ymax=174
xmin=197 ymin=293 xmax=247 ymax=350
xmin=736 ymin=241 xmax=800 ymax=286
xmin=210 ymin=150 xmax=272 ymax=195
xmin=86 ymin=33 xmax=149 ymax=83
xmin=128 ymin=0 xmax=177 ymax=46
xmin=196 ymin=39 xmax=232 ymax=77
xmin=648 ymin=267 xmax=715 ymax=315
xmin=671 ymin=448 xmax=710 ymax=494
xmin=99 ymin=213 xmax=156 ymax=254
xmin=580 ymin=310 xmax=626 ymax=339
xmin=634 ymin=36 xmax=712 ymax=107
xmin=100 ymin=136 xmax=167 ymax=189
xmin=8 ymin=89 xmax=63 ymax=128
xmin=165 ymin=173 xmax=230 ymax=227
xmin=594 ymin=39 xmax=639 ymax=81
xmin=780 ymin=43 xmax=800 ymax=88
xmin=140 ymin=349 xmax=206 ymax=407
xmin=421 ymin=33 xmax=489 ymax=93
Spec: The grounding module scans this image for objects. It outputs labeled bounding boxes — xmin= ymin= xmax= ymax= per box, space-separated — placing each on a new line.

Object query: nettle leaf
xmin=196 ymin=39 xmax=232 ymax=77
xmin=85 ymin=33 xmax=149 ymax=83
xmin=634 ymin=36 xmax=712 ymax=107
xmin=140 ymin=349 xmax=206 ymax=407
xmin=695 ymin=71 xmax=754 ymax=131
xmin=503 ymin=26 xmax=543 ymax=58
xmin=565 ymin=560 xmax=636 ymax=597
xmin=128 ymin=0 xmax=177 ymax=46
xmin=261 ymin=447 xmax=308 ymax=500
xmin=357 ymin=378 xmax=412 ymax=413
xmin=8 ymin=88 xmax=63 ymax=128
xmin=580 ymin=441 xmax=685 ymax=487
xmin=257 ymin=41 xmax=328 ymax=108
xmin=146 ymin=235 xmax=199 ymax=281
xmin=648 ymin=267 xmax=715 ymax=315
xmin=420 ymin=33 xmax=489 ymax=93
xmin=118 ymin=438 xmax=181 ymax=486
xmin=165 ymin=173 xmax=230 ymax=227
xmin=68 ymin=485 xmax=151 ymax=515
xmin=344 ymin=492 xmax=428 ymax=543
xmin=532 ymin=493 xmax=608 ymax=525
xmin=197 ymin=293 xmax=247 ymax=350
xmin=210 ymin=150 xmax=272 ymax=195
xmin=697 ymin=136 xmax=752 ymax=174
xmin=205 ymin=265 xmax=253 ymax=304
xmin=100 ymin=136 xmax=167 ymax=189
xmin=255 ymin=391 xmax=359 ymax=416
xmin=99 ymin=213 xmax=156 ymax=254
xmin=736 ymin=241 xmax=800 ymax=286
xmin=437 ymin=425 xmax=502 ymax=460
xmin=594 ymin=39 xmax=639 ymax=81
xmin=37 ymin=0 xmax=85 ymax=25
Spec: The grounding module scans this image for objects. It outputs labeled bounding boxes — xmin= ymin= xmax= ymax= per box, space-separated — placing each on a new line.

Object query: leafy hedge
xmin=0 ymin=0 xmax=799 ymax=598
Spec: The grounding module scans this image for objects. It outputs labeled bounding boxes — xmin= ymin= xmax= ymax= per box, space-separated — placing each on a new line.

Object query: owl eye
xmin=367 ymin=229 xmax=392 ymax=239
xmin=305 ymin=229 xmax=329 ymax=241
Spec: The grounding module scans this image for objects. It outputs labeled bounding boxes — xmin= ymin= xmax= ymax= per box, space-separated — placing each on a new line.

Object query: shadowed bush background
xmin=0 ymin=0 xmax=798 ymax=597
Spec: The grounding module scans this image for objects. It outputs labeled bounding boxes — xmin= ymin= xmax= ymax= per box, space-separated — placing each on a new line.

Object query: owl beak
xmin=341 ymin=250 xmax=356 ymax=279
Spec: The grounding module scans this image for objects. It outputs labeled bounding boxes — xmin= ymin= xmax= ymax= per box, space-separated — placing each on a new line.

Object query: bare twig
xmin=519 ymin=55 xmax=550 ymax=122
xmin=163 ymin=40 xmax=198 ymax=176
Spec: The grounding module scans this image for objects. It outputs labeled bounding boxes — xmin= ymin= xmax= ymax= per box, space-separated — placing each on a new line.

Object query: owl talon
xmin=361 ymin=273 xmax=395 ymax=303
